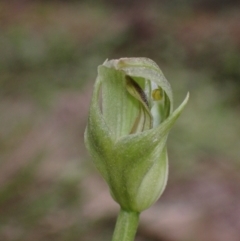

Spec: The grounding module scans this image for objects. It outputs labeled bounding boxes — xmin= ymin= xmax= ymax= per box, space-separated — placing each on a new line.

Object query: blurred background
xmin=0 ymin=0 xmax=240 ymax=241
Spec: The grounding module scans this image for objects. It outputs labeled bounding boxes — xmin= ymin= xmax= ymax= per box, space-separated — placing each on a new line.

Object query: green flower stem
xmin=112 ymin=209 xmax=140 ymax=241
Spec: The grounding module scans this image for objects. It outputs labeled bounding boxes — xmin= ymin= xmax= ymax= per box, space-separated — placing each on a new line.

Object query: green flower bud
xmin=84 ymin=57 xmax=189 ymax=212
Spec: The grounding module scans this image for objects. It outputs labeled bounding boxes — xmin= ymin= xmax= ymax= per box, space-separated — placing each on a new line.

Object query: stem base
xmin=112 ymin=209 xmax=140 ymax=241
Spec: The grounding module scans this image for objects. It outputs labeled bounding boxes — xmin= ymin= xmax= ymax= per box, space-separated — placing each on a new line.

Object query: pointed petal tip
xmin=181 ymin=92 xmax=190 ymax=107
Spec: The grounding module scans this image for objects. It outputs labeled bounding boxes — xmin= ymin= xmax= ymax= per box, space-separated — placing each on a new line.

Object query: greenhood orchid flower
xmin=84 ymin=57 xmax=189 ymax=212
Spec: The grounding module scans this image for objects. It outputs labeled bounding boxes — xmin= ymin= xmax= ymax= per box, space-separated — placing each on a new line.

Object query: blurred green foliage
xmin=0 ymin=0 xmax=240 ymax=240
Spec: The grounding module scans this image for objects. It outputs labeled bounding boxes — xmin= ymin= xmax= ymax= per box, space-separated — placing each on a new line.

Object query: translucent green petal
xmin=109 ymin=92 xmax=189 ymax=211
xmin=135 ymin=147 xmax=168 ymax=210
xmin=84 ymin=72 xmax=114 ymax=183
xmin=99 ymin=66 xmax=140 ymax=139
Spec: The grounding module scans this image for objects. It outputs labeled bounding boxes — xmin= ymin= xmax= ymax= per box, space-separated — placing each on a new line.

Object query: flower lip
xmin=125 ymin=75 xmax=153 ymax=134
xmin=125 ymin=76 xmax=149 ymax=107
